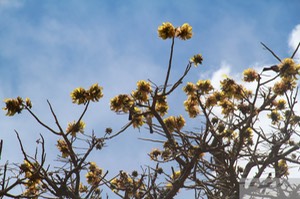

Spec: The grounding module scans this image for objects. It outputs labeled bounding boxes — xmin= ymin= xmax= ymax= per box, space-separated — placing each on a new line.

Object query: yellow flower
xmin=268 ymin=110 xmax=281 ymax=124
xmin=190 ymin=54 xmax=203 ymax=66
xmin=278 ymin=159 xmax=289 ymax=176
xmin=20 ymin=160 xmax=32 ymax=173
xmin=66 ymin=120 xmax=86 ymax=136
xmin=217 ymin=122 xmax=225 ymax=133
xmin=171 ymin=170 xmax=181 ymax=180
xmin=158 ymin=22 xmax=175 ymax=40
xmin=136 ymin=80 xmax=152 ymax=93
xmin=132 ymin=90 xmax=148 ymax=102
xmin=196 ymin=80 xmax=213 ymax=94
xmin=56 ymin=139 xmax=69 ymax=158
xmin=20 ymin=160 xmax=34 ymax=179
xmin=86 ymin=162 xmax=102 ymax=186
xmin=155 ymin=95 xmax=168 ymax=116
xmin=243 ymin=128 xmax=253 ymax=139
xmin=175 ymin=115 xmax=186 ymax=130
xmin=3 ymin=97 xmax=24 ymax=116
xmin=163 ymin=115 xmax=185 ymax=132
xmin=86 ymin=172 xmax=96 ymax=185
xmin=243 ymin=68 xmax=259 ymax=82
xmin=273 ymin=77 xmax=296 ymax=95
xmin=183 ymin=82 xmax=197 ymax=95
xmin=86 ymin=83 xmax=103 ymax=102
xmin=89 ymin=162 xmax=97 ymax=171
xmin=70 ymin=87 xmax=87 ymax=105
xmin=25 ymin=98 xmax=32 ymax=109
xmin=149 ymin=148 xmax=161 ymax=160
xmin=220 ymin=78 xmax=237 ymax=97
xmin=219 ymin=99 xmax=235 ymax=116
xmin=184 ymin=96 xmax=200 ymax=118
xmin=71 ymin=84 xmax=103 ymax=105
xmin=161 ymin=149 xmax=172 ymax=160
xmin=79 ymin=183 xmax=88 ymax=193
xmin=278 ymin=58 xmax=299 ymax=78
xmin=164 ymin=116 xmax=176 ymax=133
xmin=276 ymin=99 xmax=286 ymax=110
xmin=132 ymin=80 xmax=152 ymax=103
xmin=205 ymin=94 xmax=218 ymax=107
xmin=166 ymin=183 xmax=173 ymax=190
xmin=177 ymin=23 xmax=193 ymax=40
xmin=110 ymin=94 xmax=134 ymax=113
xmin=131 ymin=107 xmax=144 ymax=128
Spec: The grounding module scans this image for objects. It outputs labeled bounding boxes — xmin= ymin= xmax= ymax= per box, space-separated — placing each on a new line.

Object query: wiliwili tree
xmin=1 ymin=22 xmax=300 ymax=199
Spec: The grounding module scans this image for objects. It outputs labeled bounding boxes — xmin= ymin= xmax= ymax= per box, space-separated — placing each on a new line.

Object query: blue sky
xmin=0 ymin=0 xmax=300 ymax=197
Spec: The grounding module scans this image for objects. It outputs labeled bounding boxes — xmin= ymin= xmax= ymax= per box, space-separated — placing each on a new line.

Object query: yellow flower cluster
xmin=190 ymin=54 xmax=203 ymax=66
xmin=149 ymin=147 xmax=173 ymax=161
xmin=171 ymin=170 xmax=181 ymax=180
xmin=243 ymin=127 xmax=253 ymax=144
xmin=219 ymin=99 xmax=235 ymax=116
xmin=85 ymin=162 xmax=103 ymax=186
xmin=268 ymin=110 xmax=282 ymax=125
xmin=110 ymin=80 xmax=158 ymax=129
xmin=196 ymin=80 xmax=214 ymax=94
xmin=158 ymin=22 xmax=193 ymax=40
xmin=205 ymin=93 xmax=219 ymax=107
xmin=110 ymin=172 xmax=145 ymax=197
xmin=70 ymin=83 xmax=103 ymax=105
xmin=183 ymin=95 xmax=200 ymax=118
xmin=149 ymin=148 xmax=162 ymax=160
xmin=278 ymin=159 xmax=289 ymax=176
xmin=243 ymin=68 xmax=259 ymax=82
xmin=110 ymin=94 xmax=134 ymax=113
xmin=183 ymin=80 xmax=215 ymax=117
xmin=132 ymin=80 xmax=152 ymax=103
xmin=155 ymin=95 xmax=168 ymax=116
xmin=20 ymin=160 xmax=41 ymax=198
xmin=79 ymin=183 xmax=88 ymax=193
xmin=131 ymin=107 xmax=144 ymax=128
xmin=163 ymin=115 xmax=185 ymax=133
xmin=56 ymin=139 xmax=69 ymax=158
xmin=273 ymin=77 xmax=297 ymax=95
xmin=177 ymin=23 xmax=193 ymax=40
xmin=278 ymin=58 xmax=300 ymax=78
xmin=274 ymin=99 xmax=286 ymax=110
xmin=3 ymin=97 xmax=32 ymax=116
xmin=220 ymin=78 xmax=250 ymax=99
xmin=66 ymin=120 xmax=86 ymax=136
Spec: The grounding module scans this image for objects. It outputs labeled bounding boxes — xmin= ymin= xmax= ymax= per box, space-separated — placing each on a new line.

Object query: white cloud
xmin=210 ymin=61 xmax=231 ymax=89
xmin=289 ymin=24 xmax=300 ymax=60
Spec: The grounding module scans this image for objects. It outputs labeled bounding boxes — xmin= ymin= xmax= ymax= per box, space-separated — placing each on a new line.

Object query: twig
xmin=260 ymin=42 xmax=281 ymax=62
xmin=291 ymin=42 xmax=300 ymax=59
xmin=47 ymin=100 xmax=65 ymax=134
xmin=25 ymin=106 xmax=60 ymax=135
xmin=163 ymin=37 xmax=175 ymax=94
xmin=105 ymin=121 xmax=133 ymax=140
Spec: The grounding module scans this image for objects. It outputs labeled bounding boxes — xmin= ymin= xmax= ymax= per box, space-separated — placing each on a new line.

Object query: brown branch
xmin=163 ymin=37 xmax=175 ymax=94
xmin=25 ymin=106 xmax=60 ymax=135
xmin=260 ymin=42 xmax=281 ymax=62
xmin=291 ymin=42 xmax=300 ymax=59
